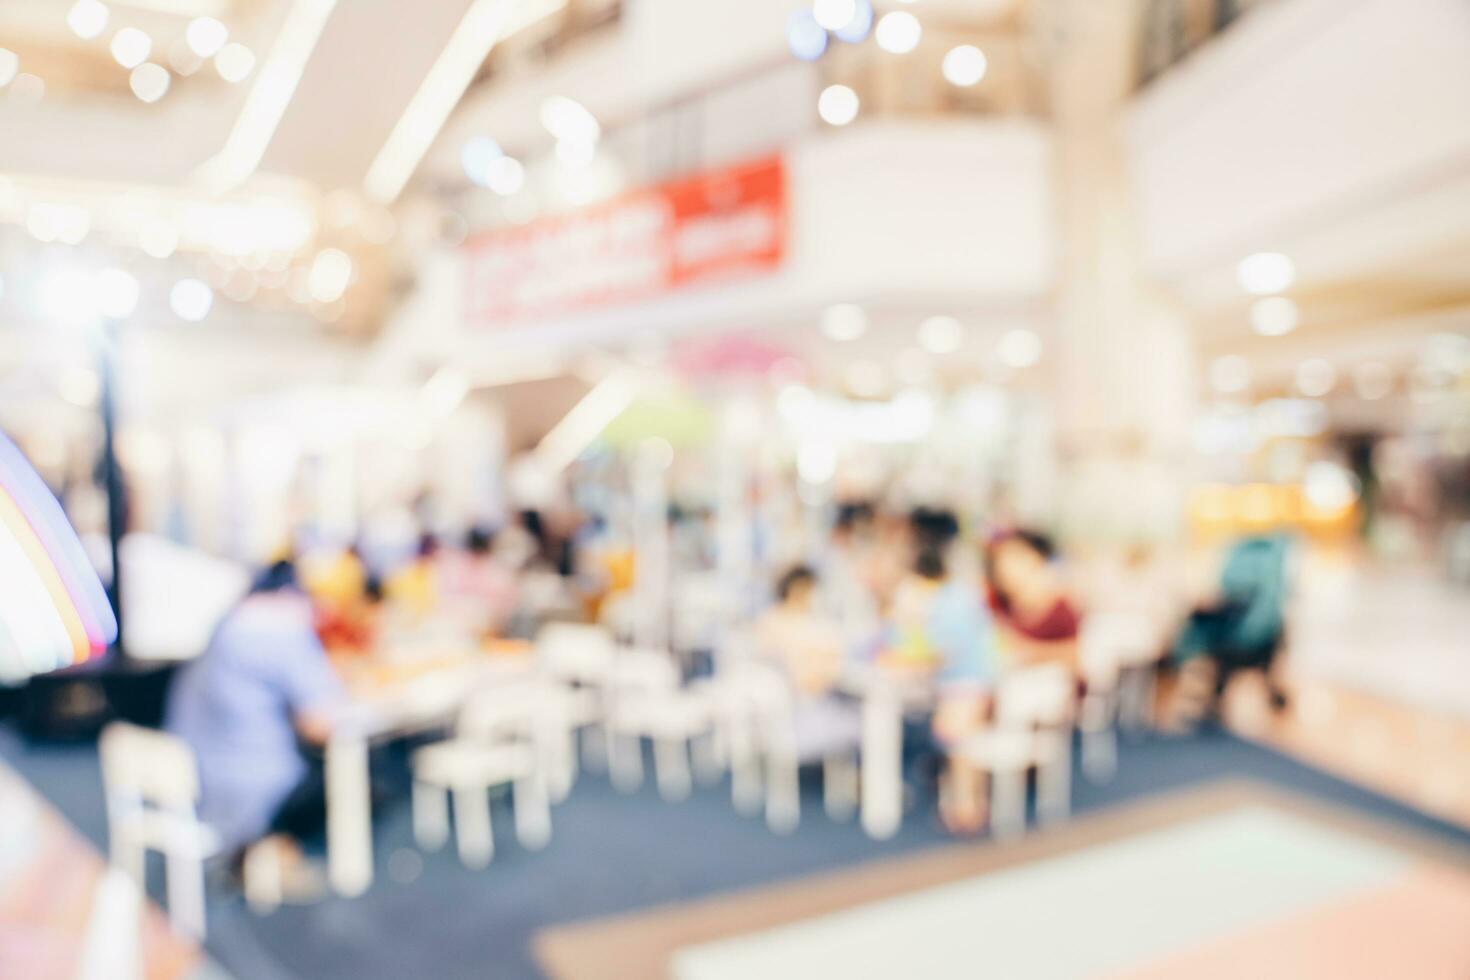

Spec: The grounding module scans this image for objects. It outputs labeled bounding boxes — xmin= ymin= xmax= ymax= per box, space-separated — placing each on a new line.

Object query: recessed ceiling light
xmin=875 ymin=11 xmax=921 ymax=54
xmin=813 ymin=0 xmax=857 ymax=32
xmin=1237 ymin=251 xmax=1294 ymax=295
xmin=942 ymin=45 xmax=987 ymax=87
xmin=170 ymin=278 xmax=214 ymax=322
xmin=786 ymin=9 xmax=827 ymax=61
xmin=186 ymin=16 xmax=229 ymax=58
xmin=1295 ymin=359 xmax=1336 ymax=397
xmin=214 ymin=42 xmax=256 ymax=83
xmin=821 ymin=303 xmax=867 ymax=341
xmin=111 ymin=27 xmax=152 ymax=69
xmin=130 ymin=62 xmax=170 ymax=103
xmin=1250 ymin=296 xmax=1299 ymax=336
xmin=67 ymin=0 xmax=110 ymax=40
xmin=917 ymin=315 xmax=965 ymax=354
xmin=818 ymin=84 xmax=859 ymax=126
xmin=997 ymin=328 xmax=1042 ymax=368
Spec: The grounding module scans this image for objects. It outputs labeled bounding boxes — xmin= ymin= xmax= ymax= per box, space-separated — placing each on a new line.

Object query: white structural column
xmin=1047 ymin=0 xmax=1195 ymax=546
xmin=715 ymin=398 xmax=759 ymax=634
xmin=632 ymin=438 xmax=672 ymax=650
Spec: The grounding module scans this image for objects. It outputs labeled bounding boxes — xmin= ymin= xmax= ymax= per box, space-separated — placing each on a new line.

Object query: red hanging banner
xmin=464 ymin=154 xmax=786 ymax=327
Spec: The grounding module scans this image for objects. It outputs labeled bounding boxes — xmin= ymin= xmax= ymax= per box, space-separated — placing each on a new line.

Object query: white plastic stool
xmin=410 ymin=689 xmax=553 ymax=868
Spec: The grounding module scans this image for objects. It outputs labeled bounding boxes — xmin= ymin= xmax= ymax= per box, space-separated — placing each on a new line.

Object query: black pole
xmin=98 ymin=319 xmax=127 ymax=659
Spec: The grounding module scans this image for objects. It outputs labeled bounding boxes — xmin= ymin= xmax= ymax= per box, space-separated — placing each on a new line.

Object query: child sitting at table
xmin=755 ymin=565 xmax=846 ymax=696
xmin=884 ymin=540 xmax=1000 ymax=834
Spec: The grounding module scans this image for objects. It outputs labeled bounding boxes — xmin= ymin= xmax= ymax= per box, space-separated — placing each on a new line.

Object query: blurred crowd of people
xmin=160 ymin=485 xmax=1293 ymax=878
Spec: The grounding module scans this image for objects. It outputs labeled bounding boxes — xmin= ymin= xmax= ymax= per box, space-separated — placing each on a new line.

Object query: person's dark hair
xmin=465 ymin=526 xmax=495 ymax=555
xmin=984 ymin=528 xmax=1055 ymax=575
xmin=983 ymin=528 xmax=1058 ymax=604
xmin=416 ymin=532 xmax=440 ymax=559
xmin=910 ymin=507 xmax=960 ymax=550
xmin=251 ymin=558 xmax=298 ymax=594
xmin=776 ymin=564 xmax=817 ymax=602
xmin=914 ymin=546 xmax=947 ymax=581
xmin=834 ymin=500 xmax=875 ymax=534
xmin=363 ymin=575 xmax=385 ymax=604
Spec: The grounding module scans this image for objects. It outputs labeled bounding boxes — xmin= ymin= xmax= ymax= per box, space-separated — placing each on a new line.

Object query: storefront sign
xmin=464 ymin=154 xmax=786 ymax=326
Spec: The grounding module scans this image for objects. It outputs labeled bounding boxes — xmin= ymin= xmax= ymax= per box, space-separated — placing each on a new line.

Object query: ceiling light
xmin=194 ymin=0 xmax=335 ymax=192
xmin=1209 ymin=355 xmax=1251 ymax=394
xmin=943 ymin=45 xmax=987 ymax=86
xmin=362 ymin=0 xmax=564 ymax=205
xmin=818 ymin=84 xmax=859 ymax=126
xmin=170 ymin=278 xmax=213 ymax=321
xmin=67 ymin=0 xmax=110 ymax=40
xmin=821 ymin=303 xmax=866 ymax=341
xmin=1236 ymin=251 xmax=1294 ymax=295
xmin=308 ymin=247 xmax=353 ymax=303
xmin=786 ymin=9 xmax=827 ymax=61
xmin=832 ymin=0 xmax=873 ymax=43
xmin=540 ymin=95 xmax=600 ymax=146
xmin=28 ymin=203 xmax=90 ymax=245
xmin=1250 ymin=296 xmax=1299 ymax=337
xmin=1295 ymin=359 xmax=1336 ymax=398
xmin=185 ymin=16 xmax=228 ymax=58
xmin=997 ymin=328 xmax=1042 ymax=368
xmin=461 ymin=136 xmax=503 ymax=186
xmin=96 ymin=268 xmax=140 ymax=319
xmin=0 ymin=49 xmax=17 ymax=88
xmin=129 ymin=62 xmax=170 ymax=102
xmin=875 ymin=11 xmax=921 ymax=54
xmin=111 ymin=28 xmax=153 ymax=69
xmin=167 ymin=39 xmax=204 ymax=75
xmin=1352 ymin=361 xmax=1393 ymax=401
xmin=137 ymin=219 xmax=179 ymax=258
xmin=918 ymin=315 xmax=964 ymax=354
xmin=813 ymin=0 xmax=857 ymax=31
xmin=214 ymin=42 xmax=256 ymax=82
xmin=1303 ymin=461 xmax=1359 ymax=513
xmin=486 ymin=156 xmax=525 ymax=195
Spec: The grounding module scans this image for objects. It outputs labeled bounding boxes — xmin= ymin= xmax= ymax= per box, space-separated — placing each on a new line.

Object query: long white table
xmin=325 ymin=656 xmax=536 ymax=896
xmin=841 ymin=667 xmax=936 ymax=840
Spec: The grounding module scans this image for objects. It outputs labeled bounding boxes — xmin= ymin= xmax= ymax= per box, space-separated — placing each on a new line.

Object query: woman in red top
xmin=984 ymin=529 xmax=1081 ymax=670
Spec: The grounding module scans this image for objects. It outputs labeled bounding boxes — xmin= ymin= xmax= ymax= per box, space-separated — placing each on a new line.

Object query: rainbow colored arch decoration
xmin=0 ymin=432 xmax=117 ymax=681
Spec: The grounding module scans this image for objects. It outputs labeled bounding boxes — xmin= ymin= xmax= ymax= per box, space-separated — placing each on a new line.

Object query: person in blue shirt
xmin=166 ymin=558 xmax=346 ymax=872
xmin=886 ymin=538 xmax=1000 ymax=833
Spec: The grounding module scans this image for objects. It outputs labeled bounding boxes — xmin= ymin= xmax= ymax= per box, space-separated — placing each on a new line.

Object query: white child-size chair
xmin=951 ymin=664 xmax=1076 ymax=839
xmin=98 ymin=722 xmax=215 ymax=938
xmin=1077 ymin=611 xmax=1162 ymax=782
xmin=536 ymin=622 xmax=617 ymax=796
xmin=602 ymin=648 xmax=717 ymax=800
xmin=718 ymin=659 xmax=861 ymax=834
xmin=410 ymin=685 xmax=553 ymax=868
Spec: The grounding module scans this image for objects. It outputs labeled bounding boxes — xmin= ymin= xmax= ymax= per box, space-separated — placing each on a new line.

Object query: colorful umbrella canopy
xmin=600 ymin=386 xmax=716 ymax=450
xmin=0 ymin=431 xmax=116 ymax=681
